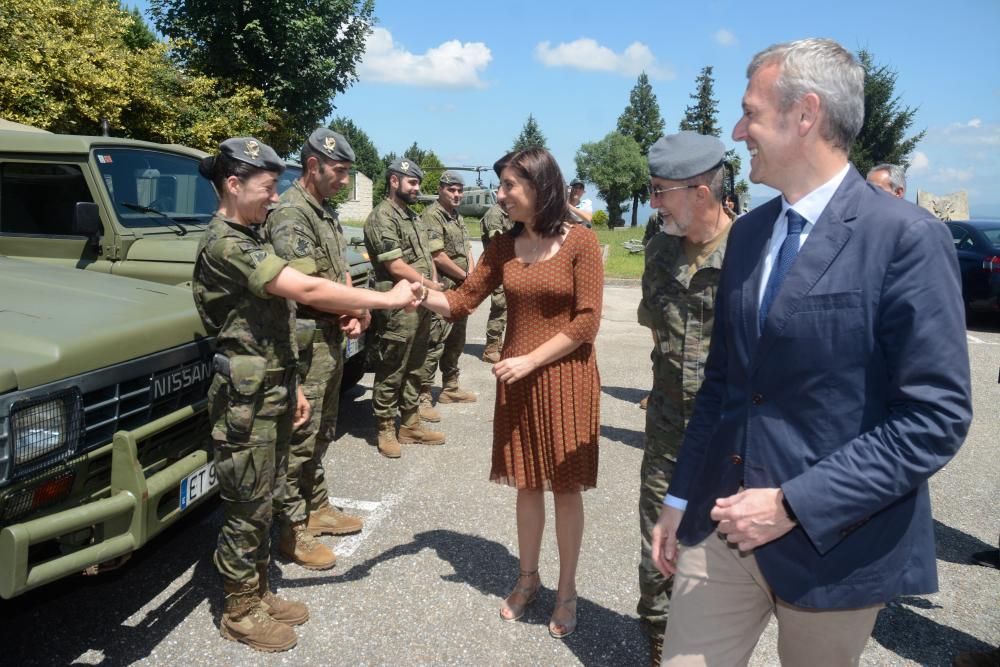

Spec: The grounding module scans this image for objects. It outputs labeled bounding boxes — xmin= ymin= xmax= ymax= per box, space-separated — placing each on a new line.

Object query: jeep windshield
xmin=93 ymin=148 xmax=217 ymax=232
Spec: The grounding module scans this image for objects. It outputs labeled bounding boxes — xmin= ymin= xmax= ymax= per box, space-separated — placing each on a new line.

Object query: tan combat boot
xmin=481 ymin=340 xmax=501 ymax=364
xmin=220 ymin=578 xmax=297 ymax=652
xmin=278 ymin=521 xmax=337 ymax=570
xmin=418 ymin=386 xmax=441 ymax=422
xmin=256 ymin=563 xmax=309 ymax=626
xmin=438 ymin=373 xmax=477 ymax=403
xmin=307 ymin=499 xmax=363 ymax=536
xmin=398 ymin=410 xmax=445 ymax=445
xmin=377 ymin=417 xmax=401 ymax=458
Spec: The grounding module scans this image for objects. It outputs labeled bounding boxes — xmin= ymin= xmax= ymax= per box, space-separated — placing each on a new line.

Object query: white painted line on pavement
xmin=329 ymin=493 xmax=401 ymax=558
xmin=967 ymin=334 xmax=997 ymax=345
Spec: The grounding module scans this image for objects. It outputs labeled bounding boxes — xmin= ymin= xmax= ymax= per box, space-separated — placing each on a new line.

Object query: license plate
xmin=346 ymin=336 xmax=363 ymax=359
xmin=180 ymin=461 xmax=217 ymax=510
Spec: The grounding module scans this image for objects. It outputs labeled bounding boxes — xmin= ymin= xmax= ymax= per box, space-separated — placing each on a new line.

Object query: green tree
xmin=328 ymin=116 xmax=381 ymax=179
xmin=575 ymin=132 xmax=648 ymax=228
xmin=0 ymin=0 xmax=275 ymax=148
xmin=850 ymin=49 xmax=925 ymax=177
xmin=677 ymin=65 xmax=749 ymax=204
xmin=617 ymin=72 xmax=665 ymax=227
xmin=121 ymin=4 xmax=157 ymax=51
xmin=679 ymin=65 xmax=720 ymax=136
xmin=512 ymin=114 xmax=548 ymax=151
xmin=149 ymin=0 xmax=375 ymax=154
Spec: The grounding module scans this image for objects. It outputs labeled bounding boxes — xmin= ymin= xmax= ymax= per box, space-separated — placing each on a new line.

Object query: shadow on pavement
xmin=934 ymin=519 xmax=996 ymax=565
xmin=601 ymin=424 xmax=645 ymax=450
xmin=2 ymin=500 xmax=222 ymax=666
xmin=873 ymin=596 xmax=995 ymax=666
xmin=307 ymin=528 xmax=645 ymax=666
xmin=601 ymin=385 xmax=648 ymax=405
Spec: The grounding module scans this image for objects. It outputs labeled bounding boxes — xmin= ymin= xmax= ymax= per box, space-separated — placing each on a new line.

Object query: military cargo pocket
xmin=225 ymin=355 xmax=267 ymax=442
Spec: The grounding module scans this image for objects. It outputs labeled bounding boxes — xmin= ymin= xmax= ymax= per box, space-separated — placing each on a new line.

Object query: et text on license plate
xmin=180 ymin=461 xmax=218 ymax=510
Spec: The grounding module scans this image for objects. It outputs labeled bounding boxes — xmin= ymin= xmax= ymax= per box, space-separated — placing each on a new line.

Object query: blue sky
xmin=140 ymin=0 xmax=1000 ymax=218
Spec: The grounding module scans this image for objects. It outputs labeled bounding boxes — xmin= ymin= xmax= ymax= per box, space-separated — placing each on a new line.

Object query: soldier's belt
xmin=213 ymin=353 xmax=294 ymax=388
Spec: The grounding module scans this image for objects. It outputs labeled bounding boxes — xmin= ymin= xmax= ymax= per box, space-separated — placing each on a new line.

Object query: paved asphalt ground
xmin=3 ymin=280 xmax=998 ymax=666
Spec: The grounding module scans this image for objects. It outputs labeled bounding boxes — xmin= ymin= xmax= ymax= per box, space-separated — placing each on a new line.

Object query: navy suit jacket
xmin=670 ymin=167 xmax=972 ymax=609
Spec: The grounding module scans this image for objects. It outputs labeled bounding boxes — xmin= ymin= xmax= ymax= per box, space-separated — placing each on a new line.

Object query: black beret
xmin=439 ymin=170 xmax=464 ymax=186
xmin=219 ymin=137 xmax=284 ymax=172
xmin=388 ymin=158 xmax=424 ymax=180
xmin=306 ymin=128 xmax=355 ymax=163
xmin=647 ymin=131 xmax=726 ymax=180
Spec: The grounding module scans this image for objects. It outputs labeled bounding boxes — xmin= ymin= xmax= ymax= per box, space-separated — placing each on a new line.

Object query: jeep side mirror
xmin=73 ymin=202 xmax=102 ymax=239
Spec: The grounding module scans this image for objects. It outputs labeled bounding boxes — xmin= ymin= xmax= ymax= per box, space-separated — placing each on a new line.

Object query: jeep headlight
xmin=8 ymin=392 xmax=81 ymax=476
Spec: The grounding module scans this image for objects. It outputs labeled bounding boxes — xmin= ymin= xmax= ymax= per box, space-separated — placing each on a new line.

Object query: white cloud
xmin=931 ymin=167 xmax=975 ymax=184
xmin=909 ymin=151 xmax=930 ymax=173
xmin=534 ymin=38 xmax=675 ymax=79
xmin=967 ymin=118 xmax=982 ymax=128
xmin=358 ymin=27 xmax=491 ymax=88
xmin=713 ymin=29 xmax=738 ymax=47
xmin=937 ymin=120 xmax=1000 ymax=146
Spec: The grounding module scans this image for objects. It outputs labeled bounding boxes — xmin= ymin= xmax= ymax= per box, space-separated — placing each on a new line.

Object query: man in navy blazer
xmin=652 ymin=38 xmax=972 ymax=666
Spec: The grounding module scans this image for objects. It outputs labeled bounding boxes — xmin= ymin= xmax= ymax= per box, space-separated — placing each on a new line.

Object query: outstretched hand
xmin=387 ymin=280 xmax=423 ymax=311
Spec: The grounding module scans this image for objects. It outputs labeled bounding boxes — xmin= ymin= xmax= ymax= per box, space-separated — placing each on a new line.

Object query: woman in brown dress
xmin=419 ymin=148 xmax=603 ymax=638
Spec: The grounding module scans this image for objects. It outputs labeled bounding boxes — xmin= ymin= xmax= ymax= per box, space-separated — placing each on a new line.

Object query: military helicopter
xmin=415 ymin=165 xmax=498 ymax=218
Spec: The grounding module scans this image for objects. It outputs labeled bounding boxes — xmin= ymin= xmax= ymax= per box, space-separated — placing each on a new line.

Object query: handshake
xmin=386 ymin=278 xmax=444 ymax=311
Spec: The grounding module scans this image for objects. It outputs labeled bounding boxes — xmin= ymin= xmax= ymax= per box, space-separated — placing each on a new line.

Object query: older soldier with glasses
xmin=636 ymin=131 xmax=734 ymax=666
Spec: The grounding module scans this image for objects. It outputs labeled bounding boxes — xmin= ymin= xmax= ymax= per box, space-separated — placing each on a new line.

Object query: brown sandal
xmin=499 ymin=570 xmax=541 ymax=622
xmin=548 ymin=595 xmax=578 ymax=638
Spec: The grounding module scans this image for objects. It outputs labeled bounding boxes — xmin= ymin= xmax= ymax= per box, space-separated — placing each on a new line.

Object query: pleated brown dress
xmin=445 ymin=225 xmax=603 ymax=492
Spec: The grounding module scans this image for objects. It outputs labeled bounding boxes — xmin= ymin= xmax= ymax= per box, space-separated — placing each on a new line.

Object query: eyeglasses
xmin=647 ymin=184 xmax=700 ymax=198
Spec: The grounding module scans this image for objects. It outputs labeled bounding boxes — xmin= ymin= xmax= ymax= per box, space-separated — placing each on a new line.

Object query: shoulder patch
xmin=294 ymin=236 xmax=312 ymax=257
xmin=248 ymin=250 xmax=269 ymax=267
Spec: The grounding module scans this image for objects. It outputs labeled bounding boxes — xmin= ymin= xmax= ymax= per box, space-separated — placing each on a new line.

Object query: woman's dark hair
xmin=198 ymin=153 xmax=268 ymax=195
xmin=502 ymin=147 xmax=567 ymax=238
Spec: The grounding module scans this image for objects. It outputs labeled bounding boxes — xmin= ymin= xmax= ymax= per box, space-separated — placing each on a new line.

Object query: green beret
xmin=388 ymin=158 xmax=424 ymax=180
xmin=219 ymin=137 xmax=284 ymax=172
xmin=647 ymin=131 xmax=725 ymax=180
xmin=439 ymin=170 xmax=464 ymax=186
xmin=306 ymin=128 xmax=355 ymax=163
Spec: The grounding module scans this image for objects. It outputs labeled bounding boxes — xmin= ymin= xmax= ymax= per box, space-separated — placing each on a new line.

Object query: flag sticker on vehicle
xmin=97 ymin=154 xmax=113 ymax=163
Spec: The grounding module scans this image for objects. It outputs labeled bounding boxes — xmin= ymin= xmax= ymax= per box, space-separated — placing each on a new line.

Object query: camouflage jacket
xmin=265 ymin=180 xmax=348 ymax=323
xmin=637 ymin=230 xmax=728 ymax=445
xmin=193 ymin=215 xmax=297 ymax=368
xmin=421 ymin=200 xmax=470 ymax=287
xmin=479 ymin=203 xmax=512 ymax=248
xmin=363 ymin=197 xmax=435 ymax=287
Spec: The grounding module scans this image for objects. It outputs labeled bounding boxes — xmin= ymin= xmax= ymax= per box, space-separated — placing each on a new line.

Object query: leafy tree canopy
xmin=575 ymin=132 xmax=648 ymax=228
xmin=617 ymin=71 xmax=665 ymax=225
xmin=0 ymin=0 xmax=276 ymax=150
xmin=328 ymin=116 xmax=381 ymax=179
xmin=150 ymin=0 xmax=375 ymax=154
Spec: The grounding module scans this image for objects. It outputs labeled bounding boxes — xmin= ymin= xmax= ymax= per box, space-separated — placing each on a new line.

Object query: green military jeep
xmin=0 ymin=257 xmax=214 ymax=599
xmin=0 ymin=129 xmax=372 ymax=389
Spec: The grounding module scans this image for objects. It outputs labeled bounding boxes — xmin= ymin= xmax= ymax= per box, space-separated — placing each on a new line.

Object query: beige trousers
xmin=662 ymin=531 xmax=882 ymax=667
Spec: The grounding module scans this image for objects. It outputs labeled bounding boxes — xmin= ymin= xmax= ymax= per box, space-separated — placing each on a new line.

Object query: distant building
xmin=338 ymin=171 xmax=373 ymax=221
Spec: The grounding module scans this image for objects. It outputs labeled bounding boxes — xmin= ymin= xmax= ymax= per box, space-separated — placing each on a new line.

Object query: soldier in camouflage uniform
xmin=364 ymin=158 xmax=446 ymax=458
xmin=417 ymin=170 xmax=478 ymax=417
xmin=636 ymin=132 xmax=734 ymax=666
xmin=266 ymin=128 xmax=365 ymax=573
xmin=194 ymin=137 xmax=419 ymax=652
xmin=478 ymin=201 xmax=512 ymax=363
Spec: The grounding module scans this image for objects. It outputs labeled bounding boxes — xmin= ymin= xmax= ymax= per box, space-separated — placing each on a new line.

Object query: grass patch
xmin=594 ymin=227 xmax=645 ymax=279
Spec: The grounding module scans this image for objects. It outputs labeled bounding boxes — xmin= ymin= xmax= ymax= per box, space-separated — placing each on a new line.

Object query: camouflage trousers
xmin=439 ymin=316 xmax=467 ymax=380
xmin=372 ymin=306 xmax=432 ymax=418
xmin=638 ymin=427 xmax=681 ymax=632
xmin=274 ymin=323 xmax=343 ymax=526
xmin=485 ymin=284 xmax=507 ymax=345
xmin=207 ymin=367 xmax=294 ymax=586
xmin=420 ymin=312 xmax=462 ymax=386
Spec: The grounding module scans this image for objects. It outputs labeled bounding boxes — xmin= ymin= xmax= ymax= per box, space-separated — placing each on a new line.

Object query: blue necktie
xmin=759 ymin=209 xmax=806 ymax=331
